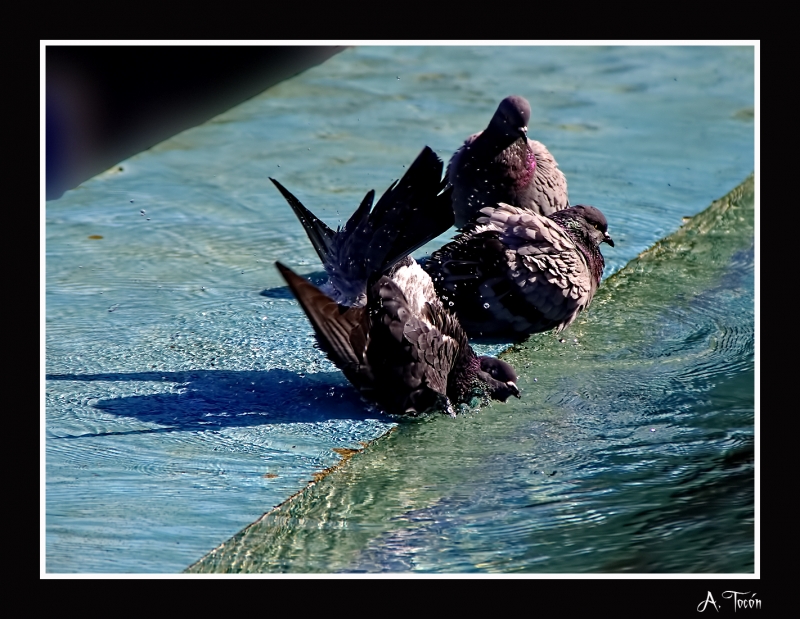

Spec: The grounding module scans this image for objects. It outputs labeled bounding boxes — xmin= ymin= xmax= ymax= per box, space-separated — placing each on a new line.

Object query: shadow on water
xmin=46 ymin=368 xmax=387 ymax=437
xmin=259 ymin=270 xmax=328 ymax=299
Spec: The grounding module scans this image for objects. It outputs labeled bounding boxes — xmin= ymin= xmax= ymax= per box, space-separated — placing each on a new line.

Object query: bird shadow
xmin=259 ymin=269 xmax=327 ymax=299
xmin=46 ymin=368 xmax=389 ymax=439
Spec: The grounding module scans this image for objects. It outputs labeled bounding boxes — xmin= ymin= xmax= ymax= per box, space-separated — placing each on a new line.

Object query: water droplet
xmin=483 ymin=303 xmax=490 ymax=309
xmin=130 ymin=200 xmax=134 ymax=203
xmin=448 ymin=301 xmax=454 ymax=306
xmin=140 ymin=210 xmax=146 ymax=215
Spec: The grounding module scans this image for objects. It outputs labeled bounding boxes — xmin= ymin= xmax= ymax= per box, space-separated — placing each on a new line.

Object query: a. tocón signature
xmin=698 ymin=591 xmax=762 ymax=612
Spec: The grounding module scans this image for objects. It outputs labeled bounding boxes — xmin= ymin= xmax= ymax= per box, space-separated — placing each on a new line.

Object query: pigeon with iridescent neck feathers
xmin=447 ymin=95 xmax=569 ymax=229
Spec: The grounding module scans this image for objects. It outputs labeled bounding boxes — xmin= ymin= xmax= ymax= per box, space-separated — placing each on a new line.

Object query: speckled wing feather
xmin=491 ymin=204 xmax=594 ymax=331
xmin=426 ymin=203 xmax=594 ymax=336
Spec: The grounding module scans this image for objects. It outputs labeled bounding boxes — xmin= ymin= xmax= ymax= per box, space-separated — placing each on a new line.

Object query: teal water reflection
xmin=46 ymin=45 xmax=754 ymax=573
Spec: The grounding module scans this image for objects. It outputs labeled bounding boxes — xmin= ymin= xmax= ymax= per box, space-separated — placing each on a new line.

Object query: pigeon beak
xmin=518 ymin=125 xmax=528 ymax=138
xmin=604 ymin=232 xmax=615 ymax=247
xmin=508 ymin=381 xmax=521 ymax=398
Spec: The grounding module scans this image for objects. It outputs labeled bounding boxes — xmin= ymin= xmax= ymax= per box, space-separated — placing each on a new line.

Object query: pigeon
xmin=270 ymin=146 xmax=454 ymax=307
xmin=276 ymin=262 xmax=519 ymax=416
xmin=423 ymin=203 xmax=614 ymax=341
xmin=271 ymin=146 xmax=520 ymax=415
xmin=447 ymin=95 xmax=569 ymax=229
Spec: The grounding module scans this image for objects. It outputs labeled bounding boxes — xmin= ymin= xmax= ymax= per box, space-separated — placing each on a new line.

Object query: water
xmin=45 ymin=45 xmax=755 ymax=573
xmin=188 ymin=176 xmax=754 ymax=573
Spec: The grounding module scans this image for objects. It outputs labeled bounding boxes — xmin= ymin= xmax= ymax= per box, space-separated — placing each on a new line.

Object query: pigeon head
xmin=478 ymin=356 xmax=521 ymax=402
xmin=488 ymin=95 xmax=531 ymax=141
xmin=556 ymin=204 xmax=615 ymax=248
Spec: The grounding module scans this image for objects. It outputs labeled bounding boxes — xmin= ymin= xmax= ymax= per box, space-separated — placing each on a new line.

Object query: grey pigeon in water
xmin=276 ymin=262 xmax=520 ymax=416
xmin=271 ymin=146 xmax=520 ymax=415
xmin=447 ymin=95 xmax=569 ymax=229
xmin=270 ymin=146 xmax=454 ymax=307
xmin=423 ymin=203 xmax=614 ymax=341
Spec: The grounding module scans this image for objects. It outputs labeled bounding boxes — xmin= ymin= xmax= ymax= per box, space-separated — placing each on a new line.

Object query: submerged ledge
xmin=186 ymin=173 xmax=755 ymax=574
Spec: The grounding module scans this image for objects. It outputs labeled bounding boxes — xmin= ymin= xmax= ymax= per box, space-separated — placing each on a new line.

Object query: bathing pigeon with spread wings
xmin=271 ymin=147 xmax=520 ymax=415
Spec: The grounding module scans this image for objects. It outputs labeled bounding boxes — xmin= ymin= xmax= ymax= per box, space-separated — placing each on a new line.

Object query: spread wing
xmin=369 ymin=146 xmax=454 ymax=273
xmin=274 ymin=146 xmax=453 ymax=307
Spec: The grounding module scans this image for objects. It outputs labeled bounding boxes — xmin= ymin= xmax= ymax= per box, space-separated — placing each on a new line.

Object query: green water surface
xmin=189 ymin=175 xmax=755 ymax=573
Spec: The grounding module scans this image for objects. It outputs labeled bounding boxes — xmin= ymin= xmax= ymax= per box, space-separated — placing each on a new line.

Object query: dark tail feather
xmin=331 ymin=189 xmax=379 ymax=279
xmin=270 ymin=178 xmax=335 ymax=264
xmin=275 ymin=261 xmax=367 ymax=373
xmin=365 ymin=146 xmax=455 ymax=275
xmin=342 ymin=189 xmax=375 ymax=236
xmin=274 ymin=146 xmax=454 ymax=304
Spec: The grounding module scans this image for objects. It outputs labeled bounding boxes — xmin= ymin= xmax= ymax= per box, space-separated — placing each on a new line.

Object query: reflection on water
xmin=189 ymin=175 xmax=754 ymax=573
